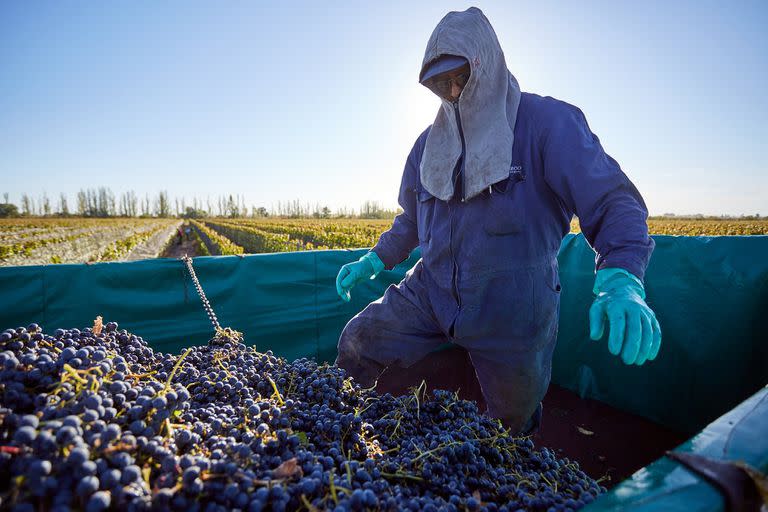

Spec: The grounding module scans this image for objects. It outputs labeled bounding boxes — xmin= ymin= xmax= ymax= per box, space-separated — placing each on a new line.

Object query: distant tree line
xmin=0 ymin=189 xmax=401 ymax=219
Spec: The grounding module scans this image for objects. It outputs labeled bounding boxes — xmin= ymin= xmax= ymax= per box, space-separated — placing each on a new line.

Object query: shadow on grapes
xmin=373 ymin=344 xmax=689 ymax=488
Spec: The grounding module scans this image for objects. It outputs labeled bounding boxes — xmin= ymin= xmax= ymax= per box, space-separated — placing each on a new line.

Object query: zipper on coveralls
xmin=450 ymin=101 xmax=465 ymax=312
xmin=453 ymin=101 xmax=467 ymax=203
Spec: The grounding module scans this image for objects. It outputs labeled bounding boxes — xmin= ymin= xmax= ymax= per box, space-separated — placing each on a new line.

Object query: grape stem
xmin=164 ymin=347 xmax=193 ymax=393
xmin=300 ymin=494 xmax=319 ymax=511
xmin=62 ymin=364 xmax=88 ymax=385
xmin=380 ymin=471 xmax=424 ymax=482
xmin=266 ymin=375 xmax=285 ymax=405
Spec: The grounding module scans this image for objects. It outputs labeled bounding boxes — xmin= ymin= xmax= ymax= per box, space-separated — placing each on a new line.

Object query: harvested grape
xmin=0 ymin=323 xmax=604 ymax=511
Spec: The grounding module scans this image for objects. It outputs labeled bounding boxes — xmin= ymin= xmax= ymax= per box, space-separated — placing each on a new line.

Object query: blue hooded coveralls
xmin=336 ymin=8 xmax=654 ymax=433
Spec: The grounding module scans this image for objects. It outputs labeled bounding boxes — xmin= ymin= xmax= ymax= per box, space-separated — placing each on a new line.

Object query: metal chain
xmin=181 ymin=255 xmax=221 ymax=331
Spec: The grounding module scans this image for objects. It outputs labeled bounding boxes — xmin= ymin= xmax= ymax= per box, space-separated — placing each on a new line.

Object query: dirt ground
xmin=126 ymin=222 xmax=182 ymax=262
xmin=163 ymin=237 xmax=200 ymax=259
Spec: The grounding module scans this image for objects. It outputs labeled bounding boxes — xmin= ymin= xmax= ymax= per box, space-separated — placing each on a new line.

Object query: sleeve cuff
xmin=361 ymin=251 xmax=386 ymax=278
xmin=597 ymin=254 xmax=648 ymax=283
xmin=370 ymin=242 xmax=399 ymax=271
xmin=594 ymin=267 xmax=645 ymax=298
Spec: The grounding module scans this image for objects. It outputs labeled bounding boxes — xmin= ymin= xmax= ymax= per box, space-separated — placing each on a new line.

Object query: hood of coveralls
xmin=419 ymin=7 xmax=521 ymax=202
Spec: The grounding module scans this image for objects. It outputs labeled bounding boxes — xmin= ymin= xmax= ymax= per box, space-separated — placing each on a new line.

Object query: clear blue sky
xmin=1 ymin=1 xmax=766 ymax=216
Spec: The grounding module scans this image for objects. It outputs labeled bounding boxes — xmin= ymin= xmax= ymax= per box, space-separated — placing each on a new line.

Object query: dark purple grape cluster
xmin=0 ymin=322 xmax=604 ymax=511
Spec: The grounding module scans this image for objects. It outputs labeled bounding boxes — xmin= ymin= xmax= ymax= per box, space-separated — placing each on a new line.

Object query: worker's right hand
xmin=336 ymin=252 xmax=385 ymax=302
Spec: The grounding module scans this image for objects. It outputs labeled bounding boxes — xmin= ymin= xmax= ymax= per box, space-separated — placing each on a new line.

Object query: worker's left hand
xmin=589 ymin=268 xmax=661 ymax=365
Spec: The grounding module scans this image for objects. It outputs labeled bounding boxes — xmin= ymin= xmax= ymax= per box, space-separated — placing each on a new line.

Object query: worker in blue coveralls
xmin=335 ymin=7 xmax=662 ymax=434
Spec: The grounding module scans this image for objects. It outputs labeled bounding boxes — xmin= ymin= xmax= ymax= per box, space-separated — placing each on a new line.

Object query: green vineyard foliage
xmin=190 ymin=220 xmax=244 ymax=256
xmin=90 ymin=224 xmax=168 ymax=262
xmin=203 ymin=220 xmax=305 ymax=253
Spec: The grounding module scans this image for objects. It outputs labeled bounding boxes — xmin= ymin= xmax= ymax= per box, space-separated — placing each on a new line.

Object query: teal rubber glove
xmin=335 ymin=252 xmax=385 ymax=302
xmin=589 ymin=268 xmax=662 ymax=365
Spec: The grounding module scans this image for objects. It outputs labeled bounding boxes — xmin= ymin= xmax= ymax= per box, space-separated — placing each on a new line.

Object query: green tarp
xmin=1 ymin=234 xmax=767 ymax=509
xmin=554 ymin=235 xmax=768 ymax=434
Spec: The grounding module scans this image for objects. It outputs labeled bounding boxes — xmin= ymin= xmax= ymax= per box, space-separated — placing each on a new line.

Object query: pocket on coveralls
xmin=534 ymin=264 xmax=562 ymax=342
xmin=483 ymin=170 xmax=526 ymax=236
xmin=416 ymin=189 xmax=435 ymax=243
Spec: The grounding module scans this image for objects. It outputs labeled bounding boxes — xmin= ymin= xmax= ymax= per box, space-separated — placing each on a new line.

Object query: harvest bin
xmin=1 ymin=233 xmax=766 ymax=510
